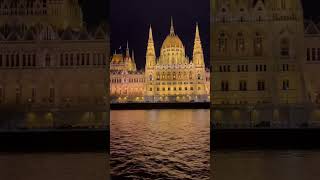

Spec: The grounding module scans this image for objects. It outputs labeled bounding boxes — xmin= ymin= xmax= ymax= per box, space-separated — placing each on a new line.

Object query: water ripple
xmin=111 ymin=110 xmax=210 ymax=180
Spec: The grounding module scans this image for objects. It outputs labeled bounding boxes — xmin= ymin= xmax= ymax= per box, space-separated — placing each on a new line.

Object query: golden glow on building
xmin=110 ymin=18 xmax=210 ymax=103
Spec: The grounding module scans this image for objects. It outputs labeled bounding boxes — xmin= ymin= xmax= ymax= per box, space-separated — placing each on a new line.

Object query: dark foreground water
xmin=213 ymin=150 xmax=320 ymax=180
xmin=110 ymin=110 xmax=210 ymax=179
xmin=0 ymin=153 xmax=109 ymax=180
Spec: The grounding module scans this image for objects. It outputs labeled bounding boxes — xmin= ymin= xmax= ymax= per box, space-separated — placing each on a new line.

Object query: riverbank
xmin=212 ymin=128 xmax=320 ymax=150
xmin=0 ymin=129 xmax=109 ymax=152
xmin=110 ymin=102 xmax=210 ymax=110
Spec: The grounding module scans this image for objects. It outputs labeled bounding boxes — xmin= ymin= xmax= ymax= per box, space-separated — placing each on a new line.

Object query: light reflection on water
xmin=110 ymin=110 xmax=210 ymax=179
xmin=213 ymin=150 xmax=320 ymax=180
xmin=0 ymin=153 xmax=109 ymax=180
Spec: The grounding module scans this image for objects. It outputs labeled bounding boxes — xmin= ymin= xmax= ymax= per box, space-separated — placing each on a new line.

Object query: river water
xmin=213 ymin=150 xmax=320 ymax=180
xmin=110 ymin=110 xmax=210 ymax=179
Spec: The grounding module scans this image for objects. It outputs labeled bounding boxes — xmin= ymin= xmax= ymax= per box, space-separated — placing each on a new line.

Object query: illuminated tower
xmin=193 ymin=23 xmax=205 ymax=66
xmin=145 ymin=25 xmax=156 ymax=100
xmin=193 ymin=23 xmax=207 ymax=97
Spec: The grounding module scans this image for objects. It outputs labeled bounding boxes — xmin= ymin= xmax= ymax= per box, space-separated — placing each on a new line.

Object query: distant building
xmin=110 ymin=19 xmax=210 ymax=103
xmin=209 ymin=0 xmax=320 ymax=128
xmin=304 ymin=20 xmax=320 ymax=104
xmin=211 ymin=0 xmax=307 ymax=106
xmin=0 ymin=0 xmax=109 ymax=128
xmin=110 ymin=46 xmax=145 ymax=103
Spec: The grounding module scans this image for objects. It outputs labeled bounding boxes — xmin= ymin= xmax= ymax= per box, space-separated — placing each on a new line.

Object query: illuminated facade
xmin=0 ymin=0 xmax=109 ymax=128
xmin=211 ymin=0 xmax=307 ymax=106
xmin=110 ymin=45 xmax=145 ymax=103
xmin=110 ymin=19 xmax=210 ymax=103
xmin=304 ymin=20 xmax=320 ymax=104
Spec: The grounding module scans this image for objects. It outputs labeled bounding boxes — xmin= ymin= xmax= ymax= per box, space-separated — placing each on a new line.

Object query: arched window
xmin=254 ymin=32 xmax=263 ymax=56
xmin=149 ymin=74 xmax=153 ymax=81
xmin=281 ymin=0 xmax=286 ymax=9
xmin=218 ymin=32 xmax=227 ymax=53
xmin=167 ymin=72 xmax=171 ymax=79
xmin=236 ymin=32 xmax=245 ymax=53
xmin=49 ymin=87 xmax=55 ymax=103
xmin=280 ymin=38 xmax=290 ymax=57
xmin=16 ymin=54 xmax=19 ymax=67
xmin=45 ymin=54 xmax=50 ymax=66
xmin=198 ymin=74 xmax=201 ymax=80
xmin=189 ymin=72 xmax=193 ymax=80
xmin=16 ymin=85 xmax=21 ymax=104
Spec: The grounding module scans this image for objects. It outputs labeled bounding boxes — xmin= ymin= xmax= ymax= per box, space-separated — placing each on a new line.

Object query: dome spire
xmin=126 ymin=41 xmax=130 ymax=57
xmin=170 ymin=17 xmax=175 ymax=35
xmin=149 ymin=25 xmax=153 ymax=41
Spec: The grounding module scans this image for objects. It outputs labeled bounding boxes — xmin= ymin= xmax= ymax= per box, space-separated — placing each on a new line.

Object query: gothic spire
xmin=149 ymin=25 xmax=153 ymax=41
xmin=147 ymin=25 xmax=155 ymax=56
xmin=193 ymin=23 xmax=204 ymax=65
xmin=132 ymin=50 xmax=135 ymax=62
xmin=146 ymin=25 xmax=156 ymax=68
xmin=126 ymin=41 xmax=130 ymax=57
xmin=170 ymin=17 xmax=175 ymax=35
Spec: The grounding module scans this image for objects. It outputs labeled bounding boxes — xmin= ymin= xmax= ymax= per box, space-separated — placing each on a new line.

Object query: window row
xmin=0 ymin=87 xmax=55 ymax=104
xmin=219 ymin=80 xmax=290 ymax=91
xmin=218 ymin=64 xmax=267 ymax=72
xmin=152 ymin=72 xmax=203 ymax=81
xmin=111 ymin=78 xmax=145 ymax=83
xmin=149 ymin=86 xmax=202 ymax=92
xmin=0 ymin=9 xmax=48 ymax=16
xmin=0 ymin=54 xmax=36 ymax=67
xmin=59 ymin=53 xmax=106 ymax=67
xmin=307 ymin=48 xmax=320 ymax=61
xmin=218 ymin=32 xmax=263 ymax=56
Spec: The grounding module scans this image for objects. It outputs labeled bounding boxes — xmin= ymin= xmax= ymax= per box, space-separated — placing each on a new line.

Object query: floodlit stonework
xmin=110 ymin=19 xmax=210 ymax=103
xmin=211 ymin=0 xmax=306 ymax=106
xmin=210 ymin=0 xmax=320 ymax=128
xmin=0 ymin=0 xmax=109 ymax=128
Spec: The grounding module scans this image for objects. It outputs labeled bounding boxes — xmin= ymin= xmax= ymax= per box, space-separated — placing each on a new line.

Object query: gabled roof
xmin=305 ymin=21 xmax=320 ymax=34
xmin=7 ymin=31 xmax=22 ymax=41
xmin=0 ymin=32 xmax=5 ymax=41
xmin=253 ymin=0 xmax=265 ymax=12
xmin=94 ymin=25 xmax=106 ymax=40
xmin=23 ymin=28 xmax=36 ymax=40
xmin=61 ymin=28 xmax=74 ymax=40
xmin=78 ymin=28 xmax=92 ymax=40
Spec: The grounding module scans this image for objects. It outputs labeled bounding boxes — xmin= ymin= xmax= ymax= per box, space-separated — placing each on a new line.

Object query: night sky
xmin=79 ymin=0 xmax=109 ymax=27
xmin=80 ymin=1 xmax=320 ymax=70
xmin=110 ymin=0 xmax=210 ymax=69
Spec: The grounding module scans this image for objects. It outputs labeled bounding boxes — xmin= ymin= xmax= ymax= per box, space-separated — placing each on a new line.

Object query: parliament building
xmin=0 ymin=0 xmax=109 ymax=128
xmin=211 ymin=0 xmax=320 ymax=127
xmin=110 ymin=19 xmax=210 ymax=103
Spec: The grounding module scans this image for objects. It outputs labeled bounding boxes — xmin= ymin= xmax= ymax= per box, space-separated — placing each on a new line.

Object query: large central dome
xmin=161 ymin=33 xmax=184 ymax=49
xmin=159 ymin=18 xmax=187 ymax=65
xmin=161 ymin=18 xmax=184 ymax=50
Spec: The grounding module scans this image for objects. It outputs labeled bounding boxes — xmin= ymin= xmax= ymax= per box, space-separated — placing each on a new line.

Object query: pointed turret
xmin=126 ymin=41 xmax=130 ymax=57
xmin=132 ymin=50 xmax=135 ymax=62
xmin=170 ymin=17 xmax=175 ymax=35
xmin=146 ymin=25 xmax=156 ymax=68
xmin=131 ymin=50 xmax=137 ymax=71
xmin=193 ymin=23 xmax=204 ymax=66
